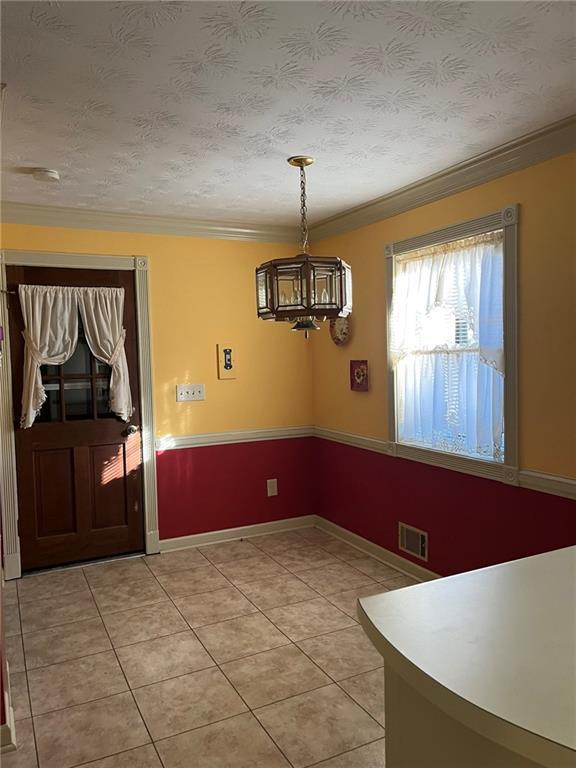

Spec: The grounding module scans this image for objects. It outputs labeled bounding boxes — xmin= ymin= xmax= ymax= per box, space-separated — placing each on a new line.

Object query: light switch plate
xmin=176 ymin=384 xmax=205 ymax=402
xmin=217 ymin=343 xmax=236 ymax=380
xmin=267 ymin=478 xmax=278 ymax=497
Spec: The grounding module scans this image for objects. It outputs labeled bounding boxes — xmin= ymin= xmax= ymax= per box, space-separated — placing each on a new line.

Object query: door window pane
xmin=41 ymin=364 xmax=60 ymax=377
xmin=95 ymin=359 xmax=110 ymax=375
xmin=62 ymin=336 xmax=91 ymax=375
xmin=36 ymin=383 xmax=61 ymax=423
xmin=64 ymin=380 xmax=93 ymax=420
xmin=96 ymin=378 xmax=113 ymax=418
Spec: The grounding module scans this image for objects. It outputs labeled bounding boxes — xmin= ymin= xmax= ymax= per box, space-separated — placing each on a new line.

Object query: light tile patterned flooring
xmin=3 ymin=526 xmax=418 ymax=768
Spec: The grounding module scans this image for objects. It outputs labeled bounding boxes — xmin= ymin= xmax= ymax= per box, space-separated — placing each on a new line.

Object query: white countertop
xmin=359 ymin=546 xmax=576 ymax=762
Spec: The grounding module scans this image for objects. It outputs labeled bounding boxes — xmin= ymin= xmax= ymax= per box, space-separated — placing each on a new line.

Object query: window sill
xmin=313 ymin=428 xmax=519 ymax=486
xmin=391 ymin=441 xmax=518 ymax=485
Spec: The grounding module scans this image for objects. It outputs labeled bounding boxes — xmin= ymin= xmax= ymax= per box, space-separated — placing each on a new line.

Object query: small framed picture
xmin=350 ymin=360 xmax=369 ymax=391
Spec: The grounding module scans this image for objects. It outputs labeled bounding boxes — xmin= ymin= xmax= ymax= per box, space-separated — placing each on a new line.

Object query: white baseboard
xmin=159 ymin=515 xmax=318 ymax=551
xmin=314 ymin=518 xmax=439 ymax=582
xmin=158 ymin=513 xmax=439 ymax=582
xmin=145 ymin=529 xmax=160 ymax=555
xmin=0 ymin=678 xmax=16 ymax=752
xmin=2 ymin=553 xmax=21 ymax=581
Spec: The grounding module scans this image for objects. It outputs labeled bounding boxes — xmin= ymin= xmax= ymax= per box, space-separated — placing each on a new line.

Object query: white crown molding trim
xmin=519 ymin=471 xmax=576 ymax=501
xmin=314 ymin=517 xmax=439 ymax=582
xmin=3 ymin=118 xmax=573 ymax=244
xmin=311 ymin=116 xmax=576 ymax=240
xmin=159 ymin=515 xmax=318 ymax=551
xmin=155 ymin=425 xmax=314 ymax=451
xmin=0 ymin=202 xmax=297 ymax=243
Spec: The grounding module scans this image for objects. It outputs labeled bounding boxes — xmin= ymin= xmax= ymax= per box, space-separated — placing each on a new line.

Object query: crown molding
xmin=310 ymin=115 xmax=576 ymax=240
xmin=0 ymin=201 xmax=297 ymax=243
xmin=2 ymin=117 xmax=574 ymax=243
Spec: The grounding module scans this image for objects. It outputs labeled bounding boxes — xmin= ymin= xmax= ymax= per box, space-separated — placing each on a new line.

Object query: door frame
xmin=0 ymin=250 xmax=160 ymax=579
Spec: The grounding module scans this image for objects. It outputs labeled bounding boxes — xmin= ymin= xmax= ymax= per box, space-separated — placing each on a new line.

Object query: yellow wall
xmin=2 ymin=152 xmax=574 ymax=476
xmin=312 ymin=153 xmax=576 ymax=477
xmin=0 ymin=225 xmax=313 ymax=438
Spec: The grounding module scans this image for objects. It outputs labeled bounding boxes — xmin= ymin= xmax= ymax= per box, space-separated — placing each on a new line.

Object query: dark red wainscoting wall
xmin=156 ymin=437 xmax=315 ymax=541
xmin=314 ymin=438 xmax=576 ymax=576
xmin=155 ymin=436 xmax=576 ymax=576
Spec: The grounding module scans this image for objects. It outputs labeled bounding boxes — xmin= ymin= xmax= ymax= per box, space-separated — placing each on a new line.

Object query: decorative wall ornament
xmin=330 ymin=316 xmax=351 ymax=346
xmin=350 ymin=359 xmax=369 ymax=391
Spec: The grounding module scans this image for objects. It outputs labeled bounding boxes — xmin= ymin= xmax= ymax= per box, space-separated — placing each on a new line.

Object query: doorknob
xmin=124 ymin=424 xmax=139 ymax=436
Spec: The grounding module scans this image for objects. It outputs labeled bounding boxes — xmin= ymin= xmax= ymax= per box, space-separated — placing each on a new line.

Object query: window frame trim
xmin=385 ymin=205 xmax=519 ymax=483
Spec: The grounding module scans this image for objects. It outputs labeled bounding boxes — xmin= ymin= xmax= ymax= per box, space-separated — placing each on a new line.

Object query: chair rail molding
xmin=154 ymin=424 xmax=574 ymax=501
xmin=312 ymin=427 xmax=575 ymax=500
xmin=0 ymin=249 xmax=160 ymax=579
xmin=155 ymin=425 xmax=314 ymax=451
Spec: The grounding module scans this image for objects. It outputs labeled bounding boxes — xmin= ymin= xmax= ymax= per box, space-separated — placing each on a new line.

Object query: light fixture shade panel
xmin=310 ymin=262 xmax=340 ymax=310
xmin=274 ymin=262 xmax=307 ymax=311
xmin=256 ymin=257 xmax=352 ymax=320
xmin=256 ymin=265 xmax=274 ymax=318
xmin=341 ymin=261 xmax=353 ymax=316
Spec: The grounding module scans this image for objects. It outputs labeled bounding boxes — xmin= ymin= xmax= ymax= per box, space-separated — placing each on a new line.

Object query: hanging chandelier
xmin=256 ymin=156 xmax=352 ymax=336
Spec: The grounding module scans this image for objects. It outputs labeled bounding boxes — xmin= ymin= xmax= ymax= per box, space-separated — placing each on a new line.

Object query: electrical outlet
xmin=267 ymin=478 xmax=278 ymax=497
xmin=176 ymin=384 xmax=205 ymax=402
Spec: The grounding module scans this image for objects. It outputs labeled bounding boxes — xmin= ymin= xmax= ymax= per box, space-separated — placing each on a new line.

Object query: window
xmin=386 ymin=207 xmax=518 ymax=472
xmin=38 ymin=316 xmax=113 ymax=423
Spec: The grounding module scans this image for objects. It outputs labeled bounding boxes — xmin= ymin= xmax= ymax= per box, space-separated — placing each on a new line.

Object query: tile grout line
xmin=304 ymin=733 xmax=386 ymax=767
xmin=142 ymin=558 xmax=299 ymax=768
xmin=333 ymin=673 xmax=387 ymax=733
xmin=195 ymin=536 xmax=385 ymax=763
xmin=148 ymin=544 xmax=354 ymax=768
xmin=7 ymin=591 xmax=41 ymax=767
xmin=11 ymin=528 xmax=392 ymax=767
xmin=83 ymin=562 xmax=166 ymax=768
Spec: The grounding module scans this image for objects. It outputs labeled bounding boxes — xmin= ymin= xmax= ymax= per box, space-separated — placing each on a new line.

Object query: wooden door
xmin=7 ymin=266 xmax=144 ymax=571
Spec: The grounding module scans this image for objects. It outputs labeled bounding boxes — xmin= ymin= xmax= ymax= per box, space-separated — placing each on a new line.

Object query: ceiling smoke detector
xmin=32 ymin=168 xmax=60 ymax=182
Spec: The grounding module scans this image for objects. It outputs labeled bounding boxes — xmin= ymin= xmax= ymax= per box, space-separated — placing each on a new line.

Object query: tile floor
xmin=3 ymin=526 xmax=419 ymax=768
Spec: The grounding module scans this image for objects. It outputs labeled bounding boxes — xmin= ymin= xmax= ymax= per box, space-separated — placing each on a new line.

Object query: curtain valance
xmin=19 ymin=285 xmax=133 ymax=428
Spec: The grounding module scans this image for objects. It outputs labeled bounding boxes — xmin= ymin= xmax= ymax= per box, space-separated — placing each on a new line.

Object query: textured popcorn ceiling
xmin=1 ymin=1 xmax=574 ymax=226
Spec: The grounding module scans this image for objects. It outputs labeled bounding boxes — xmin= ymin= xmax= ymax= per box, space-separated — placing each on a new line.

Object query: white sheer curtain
xmin=19 ymin=285 xmax=132 ymax=428
xmin=77 ymin=288 xmax=132 ymax=422
xmin=19 ymin=286 xmax=79 ymax=428
xmin=389 ymin=231 xmax=504 ymax=461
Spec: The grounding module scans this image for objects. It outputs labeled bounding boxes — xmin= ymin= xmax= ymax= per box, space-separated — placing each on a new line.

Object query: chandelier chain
xmin=300 ymin=167 xmax=309 ymax=253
